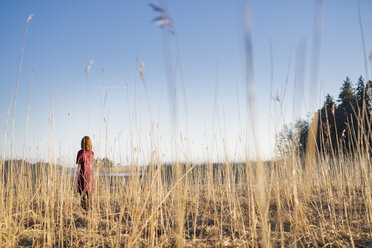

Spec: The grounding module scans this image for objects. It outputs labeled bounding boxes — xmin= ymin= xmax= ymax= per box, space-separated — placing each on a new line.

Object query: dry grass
xmin=1 ymin=154 xmax=371 ymax=247
xmin=1 ymin=6 xmax=372 ymax=248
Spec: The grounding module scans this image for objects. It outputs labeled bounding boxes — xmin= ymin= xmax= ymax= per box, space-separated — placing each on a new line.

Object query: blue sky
xmin=1 ymin=0 xmax=371 ymax=164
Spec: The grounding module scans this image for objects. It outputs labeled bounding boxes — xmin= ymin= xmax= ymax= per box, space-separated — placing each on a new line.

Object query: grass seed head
xmin=27 ymin=14 xmax=34 ymax=24
xmin=85 ymin=59 xmax=94 ymax=73
xmin=139 ymin=60 xmax=145 ymax=81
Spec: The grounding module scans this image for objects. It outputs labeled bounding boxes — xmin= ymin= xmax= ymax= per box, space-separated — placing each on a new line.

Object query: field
xmin=1 ymin=154 xmax=371 ymax=247
xmin=1 ymin=2 xmax=372 ymax=247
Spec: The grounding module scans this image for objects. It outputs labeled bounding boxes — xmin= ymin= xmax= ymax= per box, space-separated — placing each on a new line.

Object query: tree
xmin=94 ymin=157 xmax=114 ymax=169
xmin=368 ymin=80 xmax=372 ymax=112
xmin=277 ymin=75 xmax=371 ymax=159
xmin=323 ymin=94 xmax=335 ymax=110
xmin=338 ymin=77 xmax=356 ymax=109
xmin=275 ymin=119 xmax=308 ymax=158
xmin=355 ymin=76 xmax=371 ymax=111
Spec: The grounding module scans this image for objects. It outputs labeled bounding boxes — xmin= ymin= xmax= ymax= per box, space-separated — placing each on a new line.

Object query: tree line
xmin=276 ymin=76 xmax=372 ymax=158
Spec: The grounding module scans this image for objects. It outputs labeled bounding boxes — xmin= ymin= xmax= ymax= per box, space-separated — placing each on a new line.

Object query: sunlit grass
xmin=1 ymin=6 xmax=372 ymax=248
xmin=1 ymin=142 xmax=371 ymax=247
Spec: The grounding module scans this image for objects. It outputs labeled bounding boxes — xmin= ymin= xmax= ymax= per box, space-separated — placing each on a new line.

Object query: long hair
xmin=81 ymin=136 xmax=92 ymax=151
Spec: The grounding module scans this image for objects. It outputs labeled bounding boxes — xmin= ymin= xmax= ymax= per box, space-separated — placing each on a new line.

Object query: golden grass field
xmin=1 ymin=4 xmax=372 ymax=247
xmin=1 ymin=153 xmax=371 ymax=247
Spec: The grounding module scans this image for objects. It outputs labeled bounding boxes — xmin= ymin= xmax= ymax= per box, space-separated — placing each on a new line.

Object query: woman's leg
xmin=81 ymin=193 xmax=87 ymax=210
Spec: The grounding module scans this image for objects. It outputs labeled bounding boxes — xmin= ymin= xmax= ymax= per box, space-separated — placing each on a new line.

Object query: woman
xmin=76 ymin=136 xmax=94 ymax=210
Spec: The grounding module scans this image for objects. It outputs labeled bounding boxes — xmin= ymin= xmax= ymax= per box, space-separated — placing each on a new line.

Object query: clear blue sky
xmin=1 ymin=0 xmax=371 ymax=164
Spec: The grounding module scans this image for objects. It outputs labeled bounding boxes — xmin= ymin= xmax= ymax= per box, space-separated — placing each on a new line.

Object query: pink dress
xmin=76 ymin=150 xmax=94 ymax=194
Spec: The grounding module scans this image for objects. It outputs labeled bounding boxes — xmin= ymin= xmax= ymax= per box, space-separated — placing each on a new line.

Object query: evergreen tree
xmin=356 ymin=76 xmax=365 ymax=100
xmin=366 ymin=80 xmax=372 ymax=112
xmin=324 ymin=94 xmax=335 ymax=110
xmin=277 ymin=75 xmax=371 ymax=159
xmin=355 ymin=76 xmax=370 ymax=110
xmin=338 ymin=77 xmax=355 ymax=108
